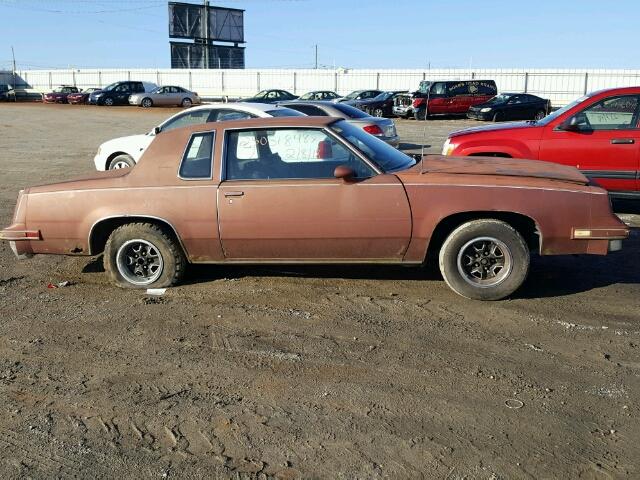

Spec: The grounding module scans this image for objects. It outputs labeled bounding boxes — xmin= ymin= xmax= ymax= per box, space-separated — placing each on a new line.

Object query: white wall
xmin=8 ymin=68 xmax=640 ymax=107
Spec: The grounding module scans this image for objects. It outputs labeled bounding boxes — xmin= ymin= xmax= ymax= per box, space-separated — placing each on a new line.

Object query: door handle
xmin=224 ymin=191 xmax=244 ymax=197
xmin=611 ymin=138 xmax=635 ymax=144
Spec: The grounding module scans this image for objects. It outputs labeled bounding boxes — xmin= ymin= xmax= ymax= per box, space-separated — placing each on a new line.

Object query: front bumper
xmin=467 ymin=110 xmax=492 ymax=120
xmin=393 ymin=106 xmax=413 ymax=117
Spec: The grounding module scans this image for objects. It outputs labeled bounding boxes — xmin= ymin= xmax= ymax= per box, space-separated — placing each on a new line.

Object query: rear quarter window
xmin=179 ymin=131 xmax=215 ymax=179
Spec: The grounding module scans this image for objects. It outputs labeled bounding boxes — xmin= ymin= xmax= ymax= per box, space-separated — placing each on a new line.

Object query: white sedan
xmin=93 ymin=103 xmax=305 ymax=170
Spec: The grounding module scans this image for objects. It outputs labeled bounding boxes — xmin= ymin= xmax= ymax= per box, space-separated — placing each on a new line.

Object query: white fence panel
xmin=8 ymin=67 xmax=640 ymax=106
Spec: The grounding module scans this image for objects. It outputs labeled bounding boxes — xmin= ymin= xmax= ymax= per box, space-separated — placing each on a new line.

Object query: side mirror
xmin=558 ymin=116 xmax=581 ymax=132
xmin=334 ymin=165 xmax=355 ymax=181
xmin=153 ymin=126 xmax=161 ymax=135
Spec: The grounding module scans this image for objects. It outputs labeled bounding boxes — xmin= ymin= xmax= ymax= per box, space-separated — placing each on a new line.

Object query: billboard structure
xmin=168 ymin=1 xmax=245 ymax=69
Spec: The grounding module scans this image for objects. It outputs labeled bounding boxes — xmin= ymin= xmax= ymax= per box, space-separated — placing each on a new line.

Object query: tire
xmin=181 ymin=98 xmax=192 ymax=108
xmin=104 ymin=223 xmax=186 ymax=289
xmin=103 ymin=97 xmax=114 ymax=106
xmin=534 ymin=109 xmax=546 ymax=121
xmin=438 ymin=219 xmax=529 ymax=301
xmin=141 ymin=97 xmax=153 ymax=108
xmin=414 ymin=107 xmax=428 ymax=120
xmin=108 ymin=154 xmax=135 ymax=170
xmin=373 ymin=108 xmax=384 ymax=117
xmin=492 ymin=111 xmax=503 ymax=122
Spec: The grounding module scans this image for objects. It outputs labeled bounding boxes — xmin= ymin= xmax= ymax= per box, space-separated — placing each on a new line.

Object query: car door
xmin=427 ymin=82 xmax=450 ymax=114
xmin=539 ymin=94 xmax=640 ymax=193
xmin=506 ymin=95 xmax=527 ymax=120
xmin=114 ymin=83 xmax=131 ymax=104
xmin=217 ymin=127 xmax=412 ymax=261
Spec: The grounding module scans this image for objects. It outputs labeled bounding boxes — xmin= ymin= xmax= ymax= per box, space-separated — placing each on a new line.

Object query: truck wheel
xmin=438 ymin=219 xmax=529 ymax=301
xmin=141 ymin=97 xmax=153 ymax=108
xmin=414 ymin=107 xmax=428 ymax=120
xmin=108 ymin=154 xmax=135 ymax=170
xmin=104 ymin=223 xmax=186 ymax=289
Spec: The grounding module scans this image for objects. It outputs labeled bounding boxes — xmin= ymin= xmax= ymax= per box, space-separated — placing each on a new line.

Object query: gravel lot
xmin=0 ymin=103 xmax=639 ymax=479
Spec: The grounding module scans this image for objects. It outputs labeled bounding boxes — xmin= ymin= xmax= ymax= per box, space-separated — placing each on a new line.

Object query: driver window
xmin=161 ymin=109 xmax=213 ymax=133
xmin=432 ymin=83 xmax=446 ymax=95
xmin=225 ymin=128 xmax=375 ymax=181
xmin=577 ymin=96 xmax=639 ymax=130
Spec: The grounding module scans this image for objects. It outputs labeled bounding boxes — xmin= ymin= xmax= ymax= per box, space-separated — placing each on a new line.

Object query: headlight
xmin=442 ymin=138 xmax=457 ymax=156
xmin=480 ymin=107 xmax=492 ymax=113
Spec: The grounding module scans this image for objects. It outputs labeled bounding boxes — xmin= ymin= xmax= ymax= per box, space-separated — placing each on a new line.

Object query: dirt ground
xmin=0 ymin=103 xmax=639 ymax=479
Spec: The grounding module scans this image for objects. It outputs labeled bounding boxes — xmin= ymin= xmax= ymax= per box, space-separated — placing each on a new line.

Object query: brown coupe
xmin=1 ymin=117 xmax=629 ymax=300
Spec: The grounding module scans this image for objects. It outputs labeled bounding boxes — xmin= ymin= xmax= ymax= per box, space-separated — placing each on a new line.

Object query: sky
xmin=0 ymin=0 xmax=638 ymax=71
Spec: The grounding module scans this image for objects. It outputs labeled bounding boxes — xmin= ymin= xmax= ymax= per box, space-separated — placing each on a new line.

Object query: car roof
xmin=157 ymin=102 xmax=296 ymax=126
xmin=181 ymin=115 xmax=338 ymax=134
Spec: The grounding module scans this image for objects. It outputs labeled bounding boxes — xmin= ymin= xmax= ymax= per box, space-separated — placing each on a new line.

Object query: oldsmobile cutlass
xmin=0 ymin=117 xmax=628 ymax=300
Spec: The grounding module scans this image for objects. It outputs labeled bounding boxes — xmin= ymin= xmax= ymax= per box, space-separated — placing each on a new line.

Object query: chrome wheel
xmin=104 ymin=98 xmax=114 ymax=106
xmin=181 ymin=98 xmax=192 ymax=108
xmin=111 ymin=160 xmax=131 ymax=169
xmin=116 ymin=239 xmax=164 ymax=285
xmin=456 ymin=236 xmax=513 ymax=288
xmin=374 ymin=108 xmax=384 ymax=117
xmin=534 ymin=110 xmax=546 ymax=120
xmin=142 ymin=98 xmax=152 ymax=108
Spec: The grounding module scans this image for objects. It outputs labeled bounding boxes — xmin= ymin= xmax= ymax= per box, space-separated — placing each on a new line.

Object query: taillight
xmin=363 ymin=124 xmax=383 ymax=135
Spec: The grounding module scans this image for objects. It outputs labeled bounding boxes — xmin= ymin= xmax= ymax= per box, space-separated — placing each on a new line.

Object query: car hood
xmin=399 ymin=155 xmax=588 ymax=185
xmin=449 ymin=121 xmax=540 ymax=137
xmin=469 ymin=100 xmax=506 ymax=110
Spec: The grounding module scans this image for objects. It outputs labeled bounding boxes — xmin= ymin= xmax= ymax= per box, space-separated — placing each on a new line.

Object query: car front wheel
xmin=104 ymin=223 xmax=186 ymax=289
xmin=103 ymin=97 xmax=114 ymax=106
xmin=438 ymin=219 xmax=529 ymax=301
xmin=108 ymin=154 xmax=135 ymax=170
xmin=141 ymin=97 xmax=153 ymax=108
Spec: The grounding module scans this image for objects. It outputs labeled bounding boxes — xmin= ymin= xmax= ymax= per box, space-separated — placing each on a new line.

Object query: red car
xmin=43 ymin=85 xmax=80 ymax=104
xmin=412 ymin=80 xmax=497 ymax=120
xmin=443 ymin=87 xmax=640 ymax=200
xmin=67 ymin=87 xmax=100 ymax=105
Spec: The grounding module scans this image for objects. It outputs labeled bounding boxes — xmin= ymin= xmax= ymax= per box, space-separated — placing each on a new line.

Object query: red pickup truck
xmin=443 ymin=87 xmax=640 ymax=199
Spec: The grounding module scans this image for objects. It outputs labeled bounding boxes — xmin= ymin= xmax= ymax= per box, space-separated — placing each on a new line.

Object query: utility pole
xmin=203 ymin=0 xmax=210 ymax=69
xmin=314 ymin=44 xmax=318 ymax=69
xmin=11 ymin=46 xmax=16 ymax=88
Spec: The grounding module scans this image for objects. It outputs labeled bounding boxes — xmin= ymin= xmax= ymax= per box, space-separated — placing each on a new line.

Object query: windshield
xmin=52 ymin=87 xmax=64 ymax=93
xmin=332 ymin=103 xmax=370 ymax=119
xmin=485 ymin=93 xmax=512 ymax=104
xmin=265 ymin=108 xmax=305 ymax=117
xmin=331 ymin=120 xmax=415 ymax=173
xmin=418 ymin=81 xmax=432 ymax=94
xmin=372 ymin=92 xmax=393 ymax=101
xmin=299 ymin=92 xmax=313 ymax=99
xmin=344 ymin=90 xmax=362 ymax=100
xmin=536 ymin=95 xmax=589 ymax=125
xmin=102 ymin=82 xmax=118 ymax=92
xmin=254 ymin=90 xmax=269 ymax=99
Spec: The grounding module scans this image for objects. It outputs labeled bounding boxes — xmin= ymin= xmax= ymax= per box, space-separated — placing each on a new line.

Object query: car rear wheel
xmin=104 ymin=223 xmax=186 ymax=289
xmin=534 ymin=109 xmax=546 ymax=120
xmin=181 ymin=98 xmax=192 ymax=108
xmin=438 ymin=219 xmax=529 ymax=301
xmin=103 ymin=97 xmax=114 ymax=106
xmin=373 ymin=108 xmax=384 ymax=117
xmin=141 ymin=97 xmax=153 ymax=108
xmin=108 ymin=154 xmax=135 ymax=170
